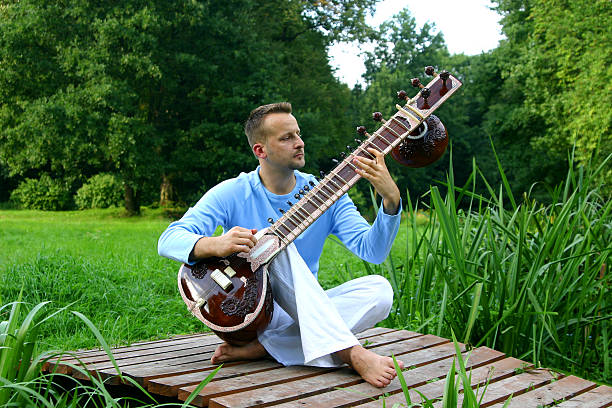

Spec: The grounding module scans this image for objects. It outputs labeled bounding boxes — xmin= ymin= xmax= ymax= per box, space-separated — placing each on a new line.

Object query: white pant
xmin=257 ymin=244 xmax=394 ymax=367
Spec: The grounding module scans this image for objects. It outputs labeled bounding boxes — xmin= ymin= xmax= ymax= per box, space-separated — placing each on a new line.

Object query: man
xmin=158 ymin=102 xmax=404 ymax=387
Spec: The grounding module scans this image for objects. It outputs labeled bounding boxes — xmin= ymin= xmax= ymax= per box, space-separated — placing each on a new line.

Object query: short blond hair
xmin=244 ymin=102 xmax=292 ymax=146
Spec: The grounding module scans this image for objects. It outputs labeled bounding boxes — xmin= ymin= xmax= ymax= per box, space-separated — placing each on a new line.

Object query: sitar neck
xmin=265 ymin=71 xmax=462 ymax=257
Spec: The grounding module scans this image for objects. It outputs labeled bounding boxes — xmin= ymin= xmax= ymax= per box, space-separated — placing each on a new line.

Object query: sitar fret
xmin=268 ymin=73 xmax=463 ymax=255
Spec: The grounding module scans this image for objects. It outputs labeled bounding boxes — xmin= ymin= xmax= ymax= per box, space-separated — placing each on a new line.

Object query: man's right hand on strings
xmin=192 ymin=226 xmax=258 ymax=259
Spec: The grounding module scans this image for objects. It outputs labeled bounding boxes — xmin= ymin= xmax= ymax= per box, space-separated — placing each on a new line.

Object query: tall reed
xmin=382 ymin=148 xmax=611 ymax=382
xmin=0 ymin=296 xmax=219 ymax=407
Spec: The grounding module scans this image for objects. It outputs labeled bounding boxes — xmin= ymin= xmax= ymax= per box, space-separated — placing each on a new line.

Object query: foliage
xmin=9 ymin=174 xmax=72 ymax=210
xmin=482 ymin=0 xmax=612 ymax=197
xmin=0 ymin=296 xmax=219 ymax=407
xmin=351 ymin=1 xmax=611 ymax=206
xmin=75 ymin=173 xmax=123 ymax=210
xmin=496 ymin=0 xmax=611 ymax=158
xmin=377 ymin=149 xmax=611 ymax=383
xmin=0 ymin=0 xmax=377 ymax=214
xmin=387 ymin=332 xmax=512 ymax=407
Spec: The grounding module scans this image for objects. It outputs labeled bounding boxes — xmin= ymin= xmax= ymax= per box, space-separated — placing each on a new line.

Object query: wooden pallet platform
xmin=44 ymin=328 xmax=612 ymax=407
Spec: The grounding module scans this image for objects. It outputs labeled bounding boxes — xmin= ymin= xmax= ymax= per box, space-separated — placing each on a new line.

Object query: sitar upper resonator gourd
xmin=178 ymin=66 xmax=462 ymax=345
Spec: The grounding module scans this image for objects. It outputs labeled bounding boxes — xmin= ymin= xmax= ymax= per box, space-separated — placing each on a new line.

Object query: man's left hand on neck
xmin=352 ymin=148 xmax=401 ymax=215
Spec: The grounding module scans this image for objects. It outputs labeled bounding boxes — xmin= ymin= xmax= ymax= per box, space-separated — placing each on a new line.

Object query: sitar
xmin=178 ymin=67 xmax=462 ymax=345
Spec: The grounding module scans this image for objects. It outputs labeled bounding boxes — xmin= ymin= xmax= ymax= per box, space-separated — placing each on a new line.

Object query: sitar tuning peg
xmin=287 ymin=201 xmax=293 ymax=207
xmin=332 ymin=158 xmax=339 ymax=164
xmin=319 ymin=170 xmax=325 ymax=179
xmin=372 ymin=112 xmax=383 ymax=122
xmin=397 ymin=90 xmax=408 ymax=101
xmin=267 ymin=218 xmax=274 ymax=224
xmin=304 ymin=184 xmax=310 ymax=191
xmin=439 ymin=70 xmax=450 ymax=90
xmin=299 ymin=189 xmax=305 ymax=195
xmin=425 ymin=66 xmax=436 ymax=76
xmin=356 ymin=126 xmax=367 ymax=136
xmin=294 ymin=193 xmax=301 ymax=199
xmin=412 ymin=77 xmax=431 ymax=106
xmin=346 ymin=145 xmax=353 ymax=152
xmin=309 ymin=180 xmax=315 ymax=187
xmin=355 ymin=138 xmax=362 ymax=144
xmin=280 ymin=209 xmax=285 ymax=214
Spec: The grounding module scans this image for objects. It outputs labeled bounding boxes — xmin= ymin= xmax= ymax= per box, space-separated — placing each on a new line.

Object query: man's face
xmin=258 ymin=113 xmax=305 ymax=170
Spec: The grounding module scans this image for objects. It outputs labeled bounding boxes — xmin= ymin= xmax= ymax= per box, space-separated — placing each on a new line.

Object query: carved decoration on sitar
xmin=220 ymin=275 xmax=259 ymax=318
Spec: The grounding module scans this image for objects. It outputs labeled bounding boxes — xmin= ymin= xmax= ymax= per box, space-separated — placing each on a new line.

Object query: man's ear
xmin=253 ymin=143 xmax=266 ymax=159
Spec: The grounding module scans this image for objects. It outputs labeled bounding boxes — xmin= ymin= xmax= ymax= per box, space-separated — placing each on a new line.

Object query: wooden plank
xmin=85 ymin=327 xmax=402 ymax=385
xmin=271 ymin=347 xmax=506 ymax=408
xmin=46 ymin=332 xmax=216 ymax=363
xmin=75 ymin=351 xmax=218 ymax=384
xmin=198 ymin=336 xmax=452 ymax=408
xmin=356 ymin=357 xmax=530 ymax=408
xmin=356 ymin=327 xmax=398 ymax=338
xmin=70 ymin=344 xmax=218 ymax=379
xmin=362 ymin=334 xmax=449 ymax=360
xmin=147 ymin=360 xmax=283 ymax=397
xmin=47 ymin=329 xmax=392 ymax=375
xmin=205 ymin=367 xmax=362 ymax=408
xmin=47 ymin=335 xmax=222 ymax=375
xmin=444 ymin=369 xmax=560 ymax=407
xmin=356 ymin=329 xmax=422 ymax=348
xmin=50 ymin=327 xmax=389 ymax=374
xmin=487 ymin=375 xmax=597 ymax=407
xmin=195 ymin=365 xmax=340 ymax=406
xmin=43 ymin=327 xmax=609 ymax=408
xmin=146 ymin=329 xmax=419 ymax=397
xmin=554 ymin=385 xmax=612 ymax=408
xmin=44 ymin=333 xmax=220 ymax=375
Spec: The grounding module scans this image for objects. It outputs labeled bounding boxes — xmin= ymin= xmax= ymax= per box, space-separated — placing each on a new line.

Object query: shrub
xmin=75 ymin=173 xmax=123 ymax=209
xmin=10 ymin=174 xmax=72 ymax=210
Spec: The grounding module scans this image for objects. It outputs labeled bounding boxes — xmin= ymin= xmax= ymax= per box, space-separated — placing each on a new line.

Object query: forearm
xmin=381 ymin=186 xmax=401 ymax=215
xmin=332 ymin=195 xmax=402 ymax=264
xmin=191 ymin=236 xmax=223 ymax=260
xmin=190 ymin=226 xmax=258 ymax=261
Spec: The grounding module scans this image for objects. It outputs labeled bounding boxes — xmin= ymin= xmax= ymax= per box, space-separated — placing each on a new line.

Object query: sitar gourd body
xmin=178 ymin=67 xmax=462 ymax=345
xmin=391 ymin=114 xmax=448 ymax=168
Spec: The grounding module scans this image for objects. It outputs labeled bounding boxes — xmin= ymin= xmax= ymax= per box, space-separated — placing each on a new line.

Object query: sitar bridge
xmin=211 ymin=268 xmax=233 ymax=290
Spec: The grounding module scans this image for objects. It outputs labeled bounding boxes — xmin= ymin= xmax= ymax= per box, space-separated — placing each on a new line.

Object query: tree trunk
xmin=159 ymin=174 xmax=174 ymax=206
xmin=124 ymin=184 xmax=140 ymax=215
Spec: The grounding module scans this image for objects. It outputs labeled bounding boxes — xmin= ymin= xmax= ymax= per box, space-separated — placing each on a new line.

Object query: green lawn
xmin=0 ymin=208 xmax=408 ymax=351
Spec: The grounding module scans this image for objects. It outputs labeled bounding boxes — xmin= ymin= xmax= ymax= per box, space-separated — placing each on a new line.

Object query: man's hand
xmin=192 ymin=226 xmax=258 ymax=260
xmin=353 ymin=148 xmax=401 ymax=215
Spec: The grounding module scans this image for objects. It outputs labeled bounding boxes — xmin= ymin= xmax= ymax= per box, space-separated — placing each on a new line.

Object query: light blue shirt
xmin=157 ymin=167 xmax=401 ymax=276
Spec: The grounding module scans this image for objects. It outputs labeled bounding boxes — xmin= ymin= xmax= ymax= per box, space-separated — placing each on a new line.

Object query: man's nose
xmin=295 ymin=135 xmax=304 ymax=148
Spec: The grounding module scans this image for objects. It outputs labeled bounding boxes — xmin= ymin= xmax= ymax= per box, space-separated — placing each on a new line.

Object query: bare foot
xmin=337 ymin=345 xmax=404 ymax=388
xmin=210 ymin=340 xmax=268 ymax=365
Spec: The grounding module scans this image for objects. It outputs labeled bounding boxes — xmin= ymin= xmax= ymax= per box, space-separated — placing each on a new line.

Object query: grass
xmin=373 ymin=149 xmax=611 ymax=384
xmin=0 ymin=205 xmax=412 ymax=351
xmin=0 ymin=295 xmax=220 ymax=407
xmin=0 ymin=207 xmax=202 ymax=350
xmin=384 ymin=331 xmax=512 ymax=407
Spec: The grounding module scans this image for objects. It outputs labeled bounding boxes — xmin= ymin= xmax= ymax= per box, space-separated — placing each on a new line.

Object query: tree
xmin=484 ymin=0 xmax=611 ymax=197
xmin=0 ymin=0 xmax=380 ymax=212
xmin=350 ymin=9 xmax=479 ymax=204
